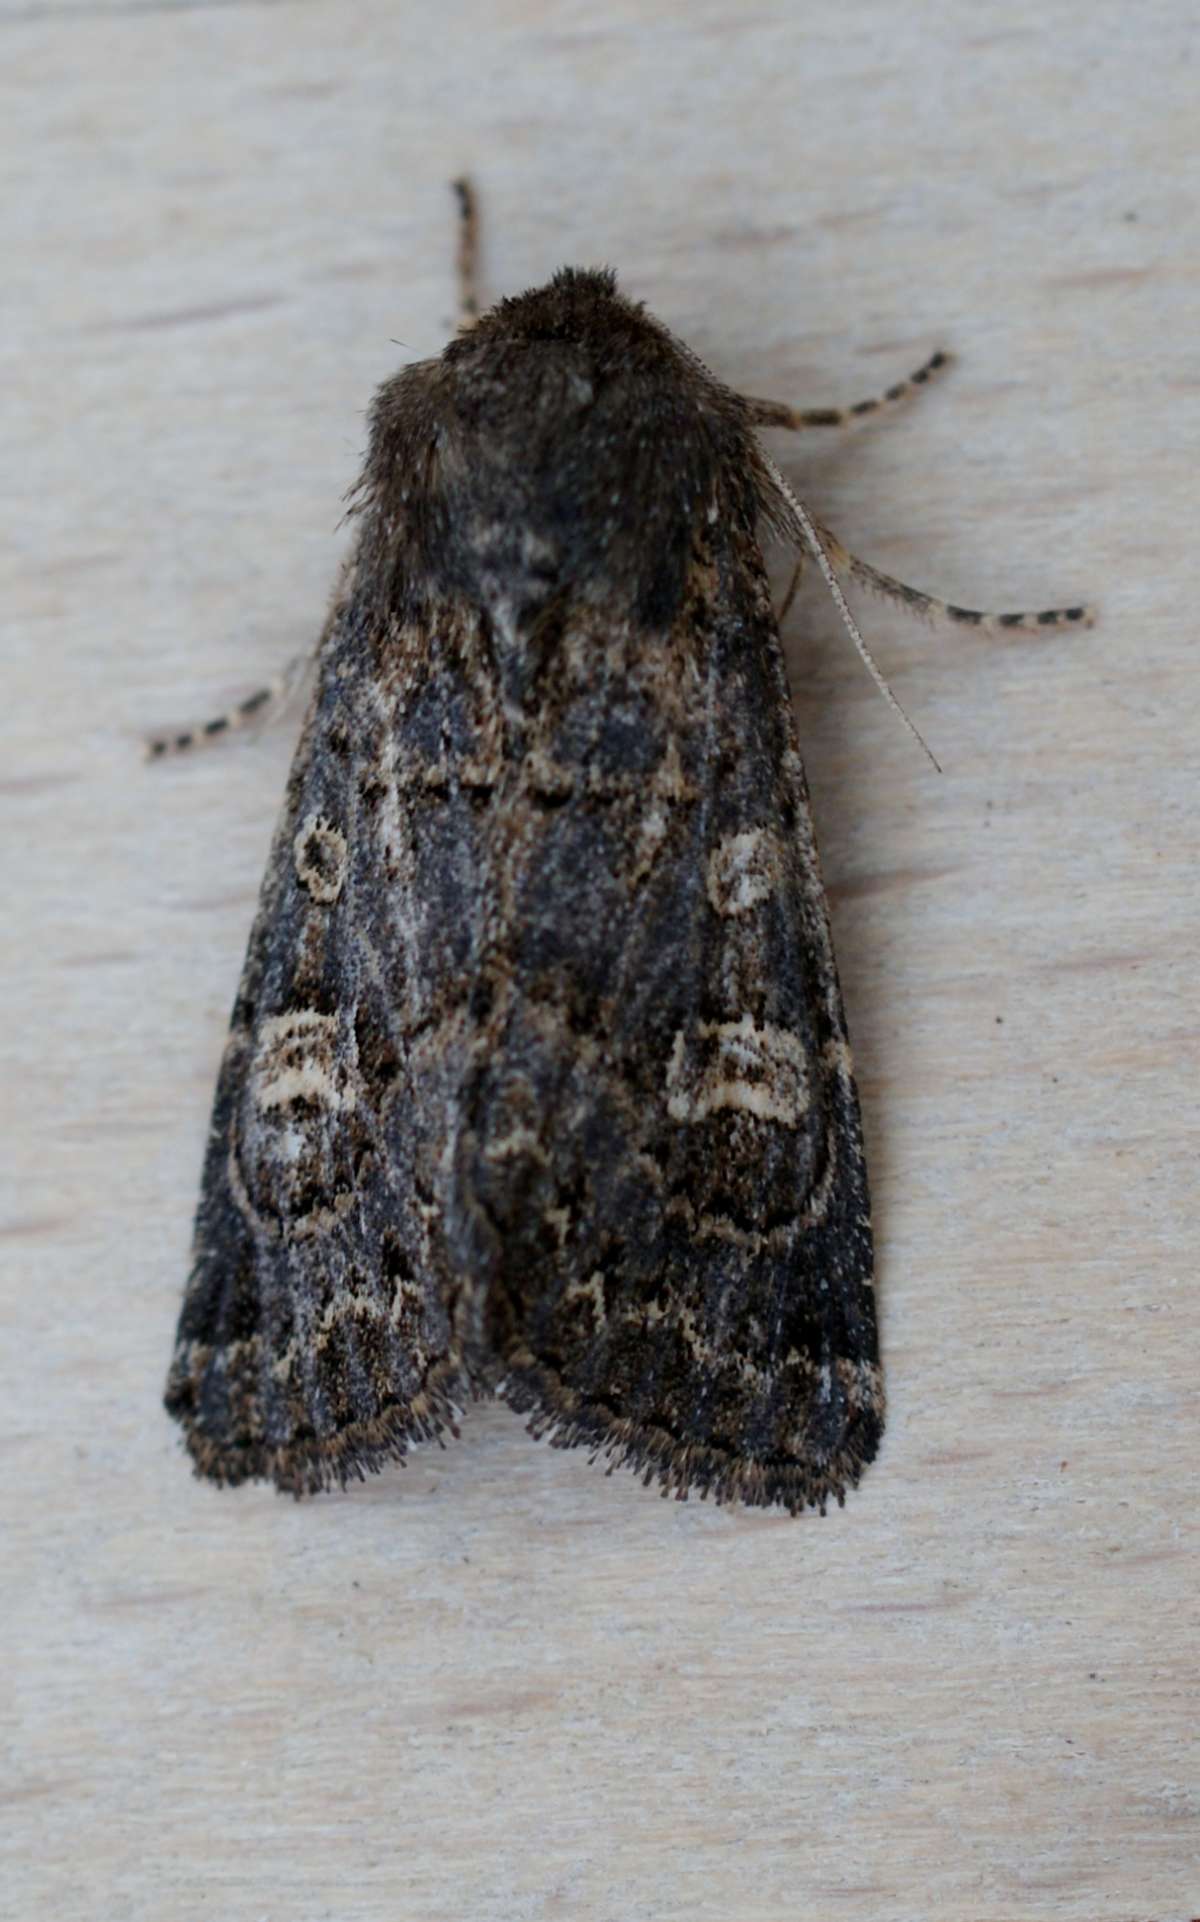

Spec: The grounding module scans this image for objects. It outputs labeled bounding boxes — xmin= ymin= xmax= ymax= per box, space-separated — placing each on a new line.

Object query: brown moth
xmin=163 ymin=182 xmax=1091 ymax=1511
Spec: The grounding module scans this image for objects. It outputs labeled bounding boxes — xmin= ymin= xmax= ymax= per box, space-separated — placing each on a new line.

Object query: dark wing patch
xmin=164 ymin=584 xmax=504 ymax=1492
xmin=450 ymin=513 xmax=880 ymax=1514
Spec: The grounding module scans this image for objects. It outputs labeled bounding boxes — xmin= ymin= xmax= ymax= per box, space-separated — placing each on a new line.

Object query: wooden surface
xmin=4 ymin=3 xmax=1197 ymax=1917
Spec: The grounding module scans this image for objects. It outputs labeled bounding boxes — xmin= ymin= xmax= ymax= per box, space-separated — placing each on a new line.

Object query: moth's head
xmin=358 ymin=265 xmax=767 ymax=625
xmin=420 ymin=266 xmax=750 ymax=483
xmin=446 ymin=266 xmax=672 ymax=368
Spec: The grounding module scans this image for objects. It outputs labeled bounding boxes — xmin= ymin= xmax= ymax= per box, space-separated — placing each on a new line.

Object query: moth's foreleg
xmin=745 ymin=348 xmax=951 ymax=433
xmin=752 ymin=342 xmax=1095 ymax=633
xmin=764 ymin=458 xmax=941 ymax=771
xmin=144 ymin=649 xmax=312 ymax=761
xmin=766 ymin=452 xmax=1095 ymax=774
xmin=775 ymin=558 xmax=803 ymax=627
xmin=145 ymin=553 xmax=356 ymax=762
xmin=452 ymin=176 xmax=481 ymax=331
xmin=815 ymin=525 xmax=1097 ymax=638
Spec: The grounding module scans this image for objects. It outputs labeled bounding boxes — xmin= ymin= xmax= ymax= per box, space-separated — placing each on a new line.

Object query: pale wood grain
xmin=3 ymin=3 xmax=1197 ymax=1918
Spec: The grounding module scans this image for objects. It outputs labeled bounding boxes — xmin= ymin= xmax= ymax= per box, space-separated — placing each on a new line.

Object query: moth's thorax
xmin=440 ymin=268 xmax=724 ymax=449
xmin=360 ymin=268 xmax=766 ymax=629
xmin=446 ymin=266 xmax=686 ymax=370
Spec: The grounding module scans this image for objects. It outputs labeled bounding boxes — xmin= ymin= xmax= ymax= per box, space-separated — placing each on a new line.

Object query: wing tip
xmin=502 ymin=1358 xmax=885 ymax=1517
xmin=164 ymin=1351 xmax=468 ymax=1496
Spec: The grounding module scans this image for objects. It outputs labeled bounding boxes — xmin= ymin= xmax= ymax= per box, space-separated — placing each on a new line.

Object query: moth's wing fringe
xmin=499 ymin=1360 xmax=882 ymax=1518
xmin=165 ymin=1351 xmax=475 ymax=1498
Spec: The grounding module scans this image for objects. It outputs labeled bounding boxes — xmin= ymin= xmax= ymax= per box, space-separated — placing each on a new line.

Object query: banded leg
xmin=764 ymin=458 xmax=1097 ymax=773
xmin=145 ymin=649 xmax=313 ymax=760
xmin=145 ymin=554 xmax=357 ymax=761
xmin=813 ymin=520 xmax=1097 ymax=637
xmin=746 ymin=349 xmax=951 ymax=432
xmin=764 ymin=456 xmax=940 ymax=770
xmin=452 ymin=176 xmax=481 ymax=331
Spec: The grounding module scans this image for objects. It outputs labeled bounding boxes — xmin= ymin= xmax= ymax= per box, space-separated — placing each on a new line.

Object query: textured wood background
xmin=4 ymin=3 xmax=1197 ymax=1918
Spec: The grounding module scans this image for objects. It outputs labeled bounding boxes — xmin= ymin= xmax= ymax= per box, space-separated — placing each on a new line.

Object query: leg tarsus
xmin=145 ymin=650 xmax=313 ymax=762
xmin=452 ymin=176 xmax=481 ymax=331
xmin=762 ymin=455 xmax=942 ymax=772
xmin=831 ymin=541 xmax=1097 ymax=636
xmin=145 ymin=552 xmax=354 ymax=762
xmin=776 ymin=558 xmax=803 ymax=627
xmin=746 ymin=349 xmax=952 ymax=433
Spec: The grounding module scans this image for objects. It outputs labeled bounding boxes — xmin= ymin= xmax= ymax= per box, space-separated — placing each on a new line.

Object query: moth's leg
xmin=145 ymin=554 xmax=356 ymax=761
xmin=745 ymin=349 xmax=950 ymax=432
xmin=765 ymin=453 xmax=1094 ymax=772
xmin=763 ymin=456 xmax=940 ymax=768
xmin=753 ymin=354 xmax=1094 ymax=630
xmin=815 ymin=520 xmax=1097 ymax=636
xmin=776 ymin=557 xmax=803 ymax=626
xmin=144 ymin=650 xmax=313 ymax=760
xmin=452 ymin=176 xmax=481 ymax=331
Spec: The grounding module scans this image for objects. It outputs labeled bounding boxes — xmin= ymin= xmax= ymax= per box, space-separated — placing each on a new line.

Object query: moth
xmin=163 ymin=182 xmax=1090 ymax=1512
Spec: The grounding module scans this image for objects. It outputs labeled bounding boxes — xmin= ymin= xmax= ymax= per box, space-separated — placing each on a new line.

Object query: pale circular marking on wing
xmin=706 ymin=828 xmax=782 ymax=917
xmin=293 ymin=811 xmax=348 ymax=903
